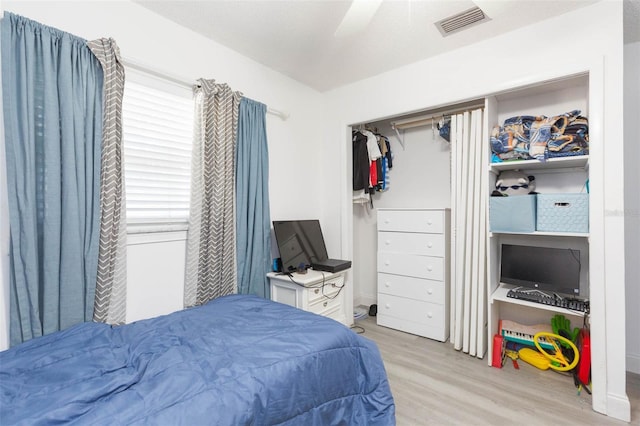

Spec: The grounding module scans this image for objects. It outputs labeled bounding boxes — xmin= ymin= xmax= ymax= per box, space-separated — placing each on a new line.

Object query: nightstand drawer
xmin=307 ymin=274 xmax=344 ymax=304
xmin=378 ymin=232 xmax=445 ymax=256
xmin=377 ymin=210 xmax=444 ymax=234
xmin=377 ymin=273 xmax=445 ymax=303
xmin=308 ymin=291 xmax=343 ymax=315
xmin=377 ymin=252 xmax=444 ymax=281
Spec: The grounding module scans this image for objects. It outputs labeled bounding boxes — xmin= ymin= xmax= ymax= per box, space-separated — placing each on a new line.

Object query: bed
xmin=0 ymin=294 xmax=395 ymax=425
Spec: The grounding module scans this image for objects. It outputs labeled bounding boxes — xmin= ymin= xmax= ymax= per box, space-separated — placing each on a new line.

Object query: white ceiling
xmin=136 ymin=0 xmax=638 ymax=92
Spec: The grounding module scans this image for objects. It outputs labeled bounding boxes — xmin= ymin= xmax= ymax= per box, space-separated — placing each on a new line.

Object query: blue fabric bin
xmin=536 ymin=193 xmax=589 ymax=233
xmin=489 ymin=195 xmax=537 ymax=233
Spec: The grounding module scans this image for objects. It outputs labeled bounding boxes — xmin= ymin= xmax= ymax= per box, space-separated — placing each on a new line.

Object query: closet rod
xmin=120 ymin=58 xmax=289 ymax=120
xmin=391 ymin=102 xmax=485 ymax=130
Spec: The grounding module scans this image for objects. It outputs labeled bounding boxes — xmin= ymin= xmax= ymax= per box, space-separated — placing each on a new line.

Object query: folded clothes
xmin=491 ymin=109 xmax=588 ymax=161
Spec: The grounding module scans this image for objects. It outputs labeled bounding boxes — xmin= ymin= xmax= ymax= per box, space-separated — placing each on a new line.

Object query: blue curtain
xmin=1 ymin=12 xmax=104 ymax=346
xmin=235 ymin=98 xmax=271 ymax=298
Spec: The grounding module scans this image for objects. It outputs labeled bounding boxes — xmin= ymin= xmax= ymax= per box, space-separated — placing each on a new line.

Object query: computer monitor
xmin=500 ymin=244 xmax=581 ymax=296
xmin=272 ymin=220 xmax=328 ymax=273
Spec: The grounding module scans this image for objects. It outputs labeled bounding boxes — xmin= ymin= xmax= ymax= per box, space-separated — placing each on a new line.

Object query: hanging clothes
xmin=353 ymin=130 xmax=371 ymax=204
xmin=363 ymin=130 xmax=382 ymax=163
xmin=352 ymin=128 xmax=393 ymax=204
xmin=352 ymin=130 xmax=369 ymax=191
xmin=377 ymin=136 xmax=393 ymax=191
xmin=385 ymin=138 xmax=393 ymax=169
xmin=375 ymin=158 xmax=383 ymax=189
xmin=383 ymin=138 xmax=392 ymax=190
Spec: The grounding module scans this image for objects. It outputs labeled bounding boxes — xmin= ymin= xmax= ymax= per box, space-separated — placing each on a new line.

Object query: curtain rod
xmin=391 ymin=102 xmax=485 ymax=130
xmin=120 ymin=58 xmax=289 ymax=120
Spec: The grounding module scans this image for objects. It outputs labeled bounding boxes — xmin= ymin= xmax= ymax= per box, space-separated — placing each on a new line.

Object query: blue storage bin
xmin=536 ymin=193 xmax=589 ymax=233
xmin=489 ymin=195 xmax=537 ymax=233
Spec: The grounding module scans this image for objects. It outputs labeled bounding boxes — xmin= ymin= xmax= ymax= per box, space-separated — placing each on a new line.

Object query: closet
xmin=348 ymin=68 xmax=618 ymax=418
xmin=350 ymin=110 xmax=454 ymax=314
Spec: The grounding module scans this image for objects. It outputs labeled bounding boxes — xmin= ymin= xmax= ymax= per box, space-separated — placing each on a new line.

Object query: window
xmin=122 ymin=71 xmax=194 ymax=230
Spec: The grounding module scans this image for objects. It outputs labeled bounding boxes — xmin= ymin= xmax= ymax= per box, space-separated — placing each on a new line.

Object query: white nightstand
xmin=267 ymin=269 xmax=348 ymax=326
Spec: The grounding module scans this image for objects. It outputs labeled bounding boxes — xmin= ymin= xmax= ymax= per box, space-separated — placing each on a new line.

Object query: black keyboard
xmin=506 ymin=289 xmax=589 ymax=313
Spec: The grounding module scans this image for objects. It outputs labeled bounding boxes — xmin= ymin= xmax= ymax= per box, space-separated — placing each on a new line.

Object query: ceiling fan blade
xmin=334 ymin=0 xmax=383 ymax=38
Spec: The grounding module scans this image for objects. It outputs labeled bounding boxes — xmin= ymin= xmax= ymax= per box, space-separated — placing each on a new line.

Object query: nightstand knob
xmin=323 ymin=301 xmax=328 ymax=307
xmin=314 ymin=289 xmax=319 ymax=294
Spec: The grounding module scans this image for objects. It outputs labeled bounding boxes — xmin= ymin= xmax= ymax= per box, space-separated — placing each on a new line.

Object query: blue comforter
xmin=0 ymin=295 xmax=395 ymax=425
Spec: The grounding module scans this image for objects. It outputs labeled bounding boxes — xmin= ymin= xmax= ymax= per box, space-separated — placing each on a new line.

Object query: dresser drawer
xmin=377 ymin=210 xmax=444 ymax=234
xmin=377 ymin=294 xmax=446 ymax=340
xmin=378 ymin=231 xmax=445 ymax=257
xmin=378 ymin=293 xmax=445 ymax=325
xmin=377 ymin=312 xmax=448 ymax=342
xmin=377 ymin=252 xmax=444 ymax=281
xmin=378 ymin=273 xmax=445 ymax=303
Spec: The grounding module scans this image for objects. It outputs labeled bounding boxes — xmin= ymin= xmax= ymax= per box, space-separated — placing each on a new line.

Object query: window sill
xmin=127 ymin=223 xmax=188 ymax=245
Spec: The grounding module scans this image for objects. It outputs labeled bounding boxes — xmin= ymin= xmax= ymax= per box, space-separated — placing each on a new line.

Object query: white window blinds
xmin=122 ymin=76 xmax=194 ymax=227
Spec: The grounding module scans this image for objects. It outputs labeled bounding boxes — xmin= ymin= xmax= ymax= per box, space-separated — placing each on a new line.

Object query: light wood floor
xmin=357 ymin=316 xmax=639 ymax=425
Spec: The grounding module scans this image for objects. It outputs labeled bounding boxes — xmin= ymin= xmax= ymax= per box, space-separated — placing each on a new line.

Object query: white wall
xmin=624 ymin=41 xmax=640 ymax=375
xmin=0 ymin=1 xmax=325 ymax=343
xmin=323 ymin=1 xmax=629 ymax=421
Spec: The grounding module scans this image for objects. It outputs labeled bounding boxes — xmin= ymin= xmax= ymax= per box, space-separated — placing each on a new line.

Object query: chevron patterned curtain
xmin=184 ymin=79 xmax=241 ymax=307
xmin=87 ymin=38 xmax=127 ymax=325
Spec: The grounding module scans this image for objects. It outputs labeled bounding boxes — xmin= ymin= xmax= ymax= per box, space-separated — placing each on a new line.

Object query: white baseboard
xmin=606 ymin=393 xmax=631 ymax=423
xmin=627 ymin=353 xmax=640 ymax=375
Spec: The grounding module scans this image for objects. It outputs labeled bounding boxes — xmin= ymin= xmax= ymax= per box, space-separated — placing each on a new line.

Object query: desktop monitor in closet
xmin=500 ymin=244 xmax=581 ymax=296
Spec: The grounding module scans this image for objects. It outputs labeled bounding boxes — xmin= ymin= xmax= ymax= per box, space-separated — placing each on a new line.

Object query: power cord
xmin=350 ymin=325 xmax=365 ymax=334
xmin=280 ymin=271 xmax=345 ymax=300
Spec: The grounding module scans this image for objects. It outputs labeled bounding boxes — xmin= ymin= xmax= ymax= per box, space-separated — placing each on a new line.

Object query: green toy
xmin=551 ymin=314 xmax=580 ymax=344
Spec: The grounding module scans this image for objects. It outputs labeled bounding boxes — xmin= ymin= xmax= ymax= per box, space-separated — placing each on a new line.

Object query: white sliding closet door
xmin=451 ymin=108 xmax=487 ymax=358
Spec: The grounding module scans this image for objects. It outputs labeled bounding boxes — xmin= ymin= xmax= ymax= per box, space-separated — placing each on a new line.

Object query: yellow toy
xmin=518 ymin=347 xmax=551 ymax=370
xmin=518 ymin=332 xmax=580 ymax=372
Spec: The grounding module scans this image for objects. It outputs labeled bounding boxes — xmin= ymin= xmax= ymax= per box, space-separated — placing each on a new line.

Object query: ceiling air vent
xmin=435 ymin=6 xmax=490 ymax=37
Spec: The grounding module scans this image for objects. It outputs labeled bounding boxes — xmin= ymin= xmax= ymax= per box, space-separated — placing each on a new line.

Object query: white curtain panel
xmin=450 ymin=108 xmax=488 ymax=358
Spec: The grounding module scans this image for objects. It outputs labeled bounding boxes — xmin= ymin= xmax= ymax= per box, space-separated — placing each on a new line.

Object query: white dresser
xmin=376 ymin=208 xmax=450 ymax=342
xmin=267 ymin=270 xmax=348 ymax=326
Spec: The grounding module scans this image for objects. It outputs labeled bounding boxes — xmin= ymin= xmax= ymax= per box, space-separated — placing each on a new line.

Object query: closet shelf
xmin=490 ymin=285 xmax=586 ymax=317
xmin=489 ymin=230 xmax=589 ymax=238
xmin=489 ymin=155 xmax=589 ymax=173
